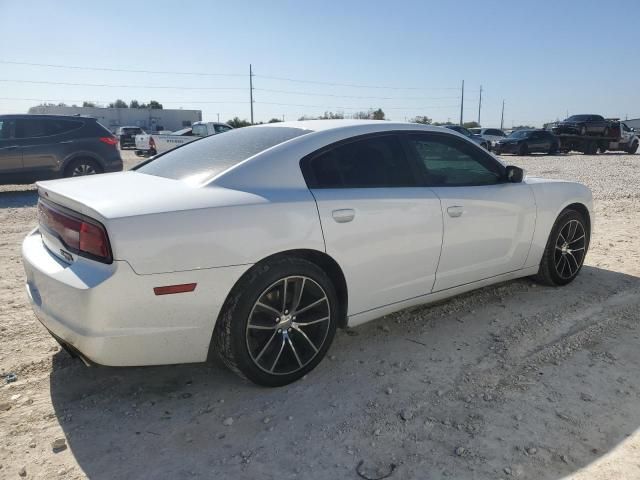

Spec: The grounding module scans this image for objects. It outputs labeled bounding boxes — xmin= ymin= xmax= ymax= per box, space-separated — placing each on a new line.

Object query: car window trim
xmin=299 ymin=131 xmax=425 ymax=189
xmin=401 ymin=131 xmax=507 ymax=187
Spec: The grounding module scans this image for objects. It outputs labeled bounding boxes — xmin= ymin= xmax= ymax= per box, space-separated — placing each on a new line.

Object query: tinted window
xmin=15 ymin=119 xmax=48 ymax=138
xmin=137 ymin=126 xmax=312 ymax=182
xmin=486 ymin=129 xmax=505 ymax=136
xmin=0 ymin=120 xmax=9 ymax=139
xmin=408 ymin=133 xmax=504 ymax=187
xmin=304 ymin=135 xmax=416 ymax=188
xmin=214 ymin=125 xmax=232 ymax=134
xmin=45 ymin=119 xmax=83 ymax=136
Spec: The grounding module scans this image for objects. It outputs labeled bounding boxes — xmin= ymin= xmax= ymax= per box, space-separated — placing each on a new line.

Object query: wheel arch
xmin=563 ymin=202 xmax=591 ymax=238
xmin=62 ymin=151 xmax=103 ymax=174
xmin=219 ymin=249 xmax=349 ymax=330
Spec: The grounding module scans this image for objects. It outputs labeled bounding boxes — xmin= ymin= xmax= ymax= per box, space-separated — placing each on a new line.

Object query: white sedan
xmin=22 ymin=120 xmax=593 ymax=386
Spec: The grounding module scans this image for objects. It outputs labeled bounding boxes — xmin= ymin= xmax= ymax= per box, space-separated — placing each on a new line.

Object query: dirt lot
xmin=1 ymin=150 xmax=639 ymax=479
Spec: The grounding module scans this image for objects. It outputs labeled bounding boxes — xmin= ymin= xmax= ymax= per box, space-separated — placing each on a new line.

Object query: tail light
xmin=149 ymin=136 xmax=156 ymax=149
xmin=37 ymin=199 xmax=113 ymax=264
xmin=99 ymin=136 xmax=118 ymax=146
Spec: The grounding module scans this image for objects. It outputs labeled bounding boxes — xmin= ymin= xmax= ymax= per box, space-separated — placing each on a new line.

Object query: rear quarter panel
xmin=107 ymin=187 xmax=325 ymax=275
xmin=524 ymin=178 xmax=594 ymax=268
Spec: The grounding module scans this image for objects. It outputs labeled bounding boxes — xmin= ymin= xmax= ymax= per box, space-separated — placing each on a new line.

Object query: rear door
xmin=405 ymin=132 xmax=536 ymax=291
xmin=0 ymin=119 xmax=23 ymax=173
xmin=303 ymin=133 xmax=443 ymax=316
xmin=20 ymin=118 xmax=85 ymax=174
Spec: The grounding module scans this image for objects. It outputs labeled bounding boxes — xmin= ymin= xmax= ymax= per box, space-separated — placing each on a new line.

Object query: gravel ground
xmin=1 ymin=150 xmax=639 ymax=479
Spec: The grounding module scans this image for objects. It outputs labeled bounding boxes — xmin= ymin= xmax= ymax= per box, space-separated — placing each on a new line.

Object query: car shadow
xmin=0 ymin=188 xmax=38 ymax=209
xmin=49 ymin=266 xmax=640 ymax=479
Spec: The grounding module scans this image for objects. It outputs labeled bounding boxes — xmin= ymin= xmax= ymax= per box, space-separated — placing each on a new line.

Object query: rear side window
xmin=15 ymin=118 xmax=86 ymax=138
xmin=137 ymin=126 xmax=312 ymax=182
xmin=407 ymin=133 xmax=504 ymax=187
xmin=45 ymin=119 xmax=83 ymax=135
xmin=303 ymin=134 xmax=417 ymax=188
xmin=15 ymin=119 xmax=48 ymax=138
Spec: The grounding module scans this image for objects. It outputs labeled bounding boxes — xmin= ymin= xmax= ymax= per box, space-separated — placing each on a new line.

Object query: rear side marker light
xmin=153 ymin=283 xmax=197 ymax=296
xmin=99 ymin=136 xmax=118 ymax=146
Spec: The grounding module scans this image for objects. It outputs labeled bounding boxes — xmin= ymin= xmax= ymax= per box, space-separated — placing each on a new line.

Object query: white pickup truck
xmin=135 ymin=122 xmax=233 ymax=156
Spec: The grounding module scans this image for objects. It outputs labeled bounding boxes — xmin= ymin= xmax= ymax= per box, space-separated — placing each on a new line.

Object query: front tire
xmin=534 ymin=209 xmax=589 ymax=286
xmin=213 ymin=257 xmax=338 ymax=387
xmin=518 ymin=143 xmax=529 ymax=156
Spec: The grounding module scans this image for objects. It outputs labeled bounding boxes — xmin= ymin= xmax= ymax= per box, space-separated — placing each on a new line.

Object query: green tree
xmin=463 ymin=121 xmax=480 ymax=129
xmin=82 ymin=101 xmax=96 ymax=108
xmin=226 ymin=117 xmax=252 ymax=128
xmin=108 ymin=99 xmax=128 ymax=108
xmin=268 ymin=118 xmax=282 ymax=123
xmin=372 ymin=108 xmax=385 ymax=120
xmin=148 ymin=100 xmax=163 ymax=109
xmin=512 ymin=125 xmax=535 ymax=130
xmin=409 ymin=116 xmax=432 ymax=124
xmin=129 ymin=99 xmax=140 ymax=108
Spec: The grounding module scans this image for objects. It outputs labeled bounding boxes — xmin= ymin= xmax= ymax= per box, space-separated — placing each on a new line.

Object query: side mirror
xmin=506 ymin=165 xmax=524 ymax=183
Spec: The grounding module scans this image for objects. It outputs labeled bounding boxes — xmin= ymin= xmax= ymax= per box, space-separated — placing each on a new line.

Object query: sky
xmin=1 ymin=0 xmax=639 ymax=127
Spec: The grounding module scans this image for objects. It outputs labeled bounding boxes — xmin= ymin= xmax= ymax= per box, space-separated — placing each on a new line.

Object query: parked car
xmin=23 ymin=121 xmax=592 ymax=386
xmin=116 ymin=126 xmax=145 ymax=149
xmin=494 ymin=129 xmax=559 ymax=155
xmin=469 ymin=127 xmax=507 ymax=148
xmin=444 ymin=125 xmax=489 ymax=149
xmin=551 ymin=114 xmax=614 ymax=137
xmin=0 ymin=114 xmax=122 ymax=184
xmin=135 ymin=122 xmax=233 ymax=156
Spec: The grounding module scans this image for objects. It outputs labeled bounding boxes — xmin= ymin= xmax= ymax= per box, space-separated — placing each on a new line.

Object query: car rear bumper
xmin=22 ymin=228 xmax=249 ymax=366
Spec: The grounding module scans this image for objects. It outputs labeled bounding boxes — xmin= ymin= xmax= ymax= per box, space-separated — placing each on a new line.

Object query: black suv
xmin=0 ymin=114 xmax=123 ymax=184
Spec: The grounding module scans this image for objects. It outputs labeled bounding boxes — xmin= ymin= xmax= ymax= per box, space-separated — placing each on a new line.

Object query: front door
xmin=302 ymin=133 xmax=443 ymax=315
xmin=405 ymin=132 xmax=536 ymax=291
xmin=0 ymin=119 xmax=22 ymax=173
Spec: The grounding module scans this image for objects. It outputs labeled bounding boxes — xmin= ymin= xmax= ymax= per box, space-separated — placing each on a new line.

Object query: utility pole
xmin=249 ymin=64 xmax=254 ymax=125
xmin=500 ymin=100 xmax=505 ymax=130
xmin=282 ymin=114 xmax=285 ymax=122
xmin=477 ymin=85 xmax=482 ymax=125
xmin=217 ymin=113 xmax=220 ymax=123
xmin=459 ymin=80 xmax=464 ymax=126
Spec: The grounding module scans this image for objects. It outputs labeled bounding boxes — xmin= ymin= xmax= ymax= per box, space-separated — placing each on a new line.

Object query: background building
xmin=27 ymin=105 xmax=202 ymax=133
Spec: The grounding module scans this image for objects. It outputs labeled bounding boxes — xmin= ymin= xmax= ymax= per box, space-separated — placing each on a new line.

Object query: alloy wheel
xmin=72 ymin=163 xmax=97 ymax=176
xmin=553 ymin=219 xmax=586 ymax=279
xmin=245 ymin=276 xmax=331 ymax=376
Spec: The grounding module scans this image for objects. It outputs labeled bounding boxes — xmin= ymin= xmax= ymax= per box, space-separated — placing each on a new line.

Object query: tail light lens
xmin=99 ymin=136 xmax=118 ymax=146
xmin=149 ymin=136 xmax=156 ymax=148
xmin=37 ymin=199 xmax=113 ymax=263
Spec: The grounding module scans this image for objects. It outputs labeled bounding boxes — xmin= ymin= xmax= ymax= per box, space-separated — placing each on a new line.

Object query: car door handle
xmin=447 ymin=206 xmax=464 ymax=218
xmin=332 ymin=209 xmax=355 ymax=223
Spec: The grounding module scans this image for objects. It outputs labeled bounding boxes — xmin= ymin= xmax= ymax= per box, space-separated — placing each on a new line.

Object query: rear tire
xmin=213 ymin=257 xmax=338 ymax=387
xmin=534 ymin=209 xmax=589 ymax=286
xmin=628 ymin=141 xmax=638 ymax=154
xmin=64 ymin=158 xmax=103 ymax=177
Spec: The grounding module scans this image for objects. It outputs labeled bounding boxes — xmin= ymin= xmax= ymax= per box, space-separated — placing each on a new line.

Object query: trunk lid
xmin=36 ymin=171 xmax=262 ymax=221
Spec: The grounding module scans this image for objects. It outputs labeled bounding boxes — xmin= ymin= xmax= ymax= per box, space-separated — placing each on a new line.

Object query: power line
xmin=0 ymin=60 xmax=245 ymax=77
xmin=255 ymin=74 xmax=459 ymax=90
xmin=256 ymin=101 xmax=460 ymax=111
xmin=1 ymin=96 xmax=459 ymax=111
xmin=256 ymin=88 xmax=460 ymax=101
xmin=0 ymin=59 xmax=460 ymax=91
xmin=0 ymin=78 xmax=246 ymax=90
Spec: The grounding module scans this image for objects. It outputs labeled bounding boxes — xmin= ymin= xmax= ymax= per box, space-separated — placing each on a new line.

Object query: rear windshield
xmin=136 ymin=126 xmax=312 ymax=182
